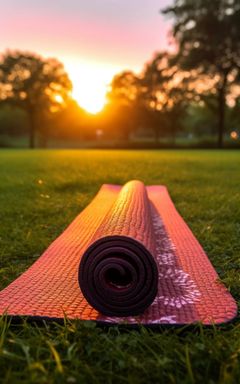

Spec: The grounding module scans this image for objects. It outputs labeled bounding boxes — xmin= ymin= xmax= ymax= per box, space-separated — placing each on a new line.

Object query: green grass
xmin=0 ymin=149 xmax=239 ymax=384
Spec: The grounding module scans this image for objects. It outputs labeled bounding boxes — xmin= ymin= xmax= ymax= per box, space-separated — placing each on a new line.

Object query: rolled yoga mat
xmin=78 ymin=181 xmax=158 ymax=316
xmin=0 ymin=180 xmax=237 ymax=325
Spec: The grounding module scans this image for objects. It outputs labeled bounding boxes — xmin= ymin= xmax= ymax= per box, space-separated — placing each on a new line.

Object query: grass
xmin=0 ymin=149 xmax=239 ymax=383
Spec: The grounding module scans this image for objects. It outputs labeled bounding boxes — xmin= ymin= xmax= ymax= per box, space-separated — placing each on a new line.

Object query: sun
xmin=72 ymin=80 xmax=107 ymax=114
xmin=64 ymin=59 xmax=121 ymax=114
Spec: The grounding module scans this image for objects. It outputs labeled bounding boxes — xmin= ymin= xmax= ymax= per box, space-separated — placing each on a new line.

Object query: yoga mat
xmin=0 ymin=181 xmax=237 ymax=325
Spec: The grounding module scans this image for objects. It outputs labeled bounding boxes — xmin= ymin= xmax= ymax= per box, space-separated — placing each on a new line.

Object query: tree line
xmin=0 ymin=0 xmax=240 ymax=148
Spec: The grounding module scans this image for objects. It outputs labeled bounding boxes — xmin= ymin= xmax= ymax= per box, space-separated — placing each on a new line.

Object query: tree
xmin=162 ymin=0 xmax=240 ymax=147
xmin=0 ymin=51 xmax=72 ymax=148
xmin=106 ymin=71 xmax=140 ymax=140
xmin=140 ymin=52 xmax=188 ymax=142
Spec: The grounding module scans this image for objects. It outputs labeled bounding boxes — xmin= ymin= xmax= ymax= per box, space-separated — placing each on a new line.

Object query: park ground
xmin=0 ymin=149 xmax=239 ymax=383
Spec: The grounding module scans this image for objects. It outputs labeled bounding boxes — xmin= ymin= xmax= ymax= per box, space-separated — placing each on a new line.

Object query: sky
xmin=0 ymin=0 xmax=173 ymax=113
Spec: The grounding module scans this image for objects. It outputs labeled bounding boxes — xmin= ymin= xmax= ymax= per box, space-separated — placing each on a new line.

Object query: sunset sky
xmin=1 ymin=0 xmax=172 ymax=113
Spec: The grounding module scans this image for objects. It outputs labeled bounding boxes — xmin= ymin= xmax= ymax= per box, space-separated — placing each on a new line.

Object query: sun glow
xmin=64 ymin=59 xmax=121 ymax=114
xmin=72 ymin=80 xmax=107 ymax=114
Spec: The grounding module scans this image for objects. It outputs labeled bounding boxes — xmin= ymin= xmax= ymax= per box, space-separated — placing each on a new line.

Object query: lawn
xmin=0 ymin=149 xmax=239 ymax=384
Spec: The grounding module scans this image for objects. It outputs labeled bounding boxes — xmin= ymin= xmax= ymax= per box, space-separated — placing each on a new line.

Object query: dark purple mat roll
xmin=78 ymin=181 xmax=159 ymax=316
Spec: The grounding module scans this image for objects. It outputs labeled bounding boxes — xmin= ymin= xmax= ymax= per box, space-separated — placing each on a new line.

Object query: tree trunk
xmin=217 ymin=76 xmax=227 ymax=149
xmin=28 ymin=110 xmax=35 ymax=149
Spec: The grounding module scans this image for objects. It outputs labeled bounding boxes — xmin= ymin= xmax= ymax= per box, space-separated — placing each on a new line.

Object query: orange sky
xmin=0 ymin=0 xmax=172 ymax=113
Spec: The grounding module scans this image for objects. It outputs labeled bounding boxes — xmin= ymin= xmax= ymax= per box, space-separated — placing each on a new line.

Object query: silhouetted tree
xmin=162 ymin=0 xmax=240 ymax=147
xmin=107 ymin=71 xmax=141 ymax=140
xmin=140 ymin=52 xmax=188 ymax=141
xmin=0 ymin=51 xmax=72 ymax=148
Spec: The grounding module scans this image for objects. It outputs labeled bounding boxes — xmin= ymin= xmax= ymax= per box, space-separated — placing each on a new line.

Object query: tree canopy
xmin=162 ymin=0 xmax=240 ymax=147
xmin=0 ymin=51 xmax=72 ymax=147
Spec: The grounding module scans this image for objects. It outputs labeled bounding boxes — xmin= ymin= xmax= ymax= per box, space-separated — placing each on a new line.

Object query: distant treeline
xmin=0 ymin=0 xmax=240 ymax=148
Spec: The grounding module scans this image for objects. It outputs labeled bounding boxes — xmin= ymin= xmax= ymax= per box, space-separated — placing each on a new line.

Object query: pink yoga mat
xmin=0 ymin=181 xmax=237 ymax=325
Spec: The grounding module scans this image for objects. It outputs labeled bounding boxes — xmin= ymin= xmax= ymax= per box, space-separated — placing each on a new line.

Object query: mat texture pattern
xmin=0 ymin=181 xmax=237 ymax=325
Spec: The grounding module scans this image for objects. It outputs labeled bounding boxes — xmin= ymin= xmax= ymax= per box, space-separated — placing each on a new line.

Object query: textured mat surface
xmin=0 ymin=181 xmax=237 ymax=325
